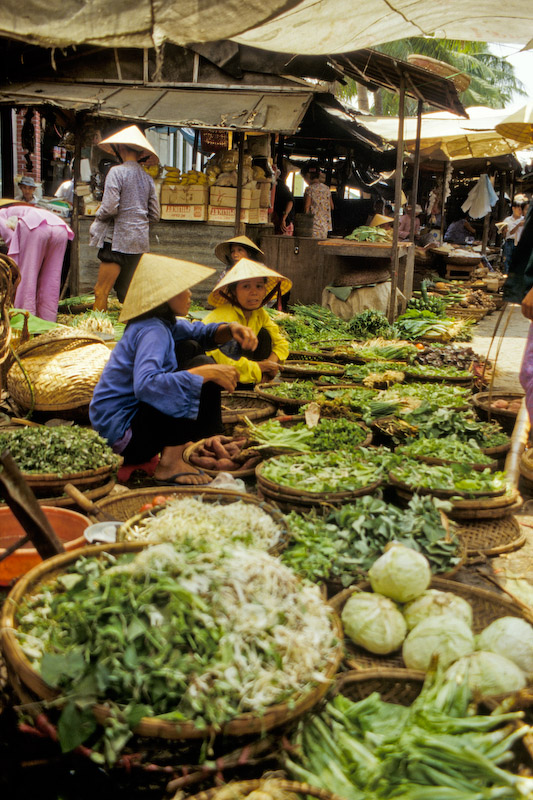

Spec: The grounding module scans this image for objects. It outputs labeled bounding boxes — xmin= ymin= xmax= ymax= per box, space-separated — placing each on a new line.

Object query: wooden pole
xmin=68 ymin=113 xmax=83 ymax=298
xmin=409 ymin=100 xmax=423 ymax=242
xmin=234 ymin=132 xmax=245 ymax=236
xmin=388 ymin=78 xmax=405 ymax=324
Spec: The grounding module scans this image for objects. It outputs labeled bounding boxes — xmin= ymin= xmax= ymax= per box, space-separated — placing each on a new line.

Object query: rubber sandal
xmin=152 ymin=471 xmax=211 ymax=486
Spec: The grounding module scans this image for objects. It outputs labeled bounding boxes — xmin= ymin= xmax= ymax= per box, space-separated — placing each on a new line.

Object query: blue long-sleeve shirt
xmin=89 ymin=317 xmax=222 ymax=448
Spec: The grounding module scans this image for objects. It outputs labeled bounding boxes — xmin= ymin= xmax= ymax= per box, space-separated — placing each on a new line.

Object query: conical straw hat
xmin=98 ymin=125 xmax=159 ymax=163
xmin=369 ymin=214 xmax=394 ymax=227
xmin=214 ymin=235 xmax=264 ymax=265
xmin=119 ymin=253 xmax=215 ymax=322
xmin=208 ymin=258 xmax=292 ymax=307
xmin=495 ymin=104 xmax=533 ymax=145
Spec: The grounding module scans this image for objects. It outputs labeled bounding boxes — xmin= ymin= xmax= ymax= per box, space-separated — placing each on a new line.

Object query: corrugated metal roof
xmin=0 ymin=81 xmax=315 ymax=134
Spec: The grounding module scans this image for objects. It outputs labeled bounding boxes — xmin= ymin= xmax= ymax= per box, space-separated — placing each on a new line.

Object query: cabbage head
xmin=404 ymin=589 xmax=473 ymax=631
xmin=368 ymin=543 xmax=431 ymax=603
xmin=341 ymin=592 xmax=407 ymax=654
xmin=446 ymin=651 xmax=526 ymax=696
xmin=402 ymin=614 xmax=474 ymax=671
xmin=476 ymin=616 xmax=533 ymax=680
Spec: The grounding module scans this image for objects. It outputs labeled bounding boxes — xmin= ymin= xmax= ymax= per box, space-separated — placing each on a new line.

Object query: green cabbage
xmin=402 ymin=614 xmax=474 ymax=671
xmin=368 ymin=543 xmax=431 ymax=603
xmin=341 ymin=592 xmax=407 ymax=655
xmin=446 ymin=651 xmax=526 ymax=696
xmin=476 ymin=616 xmax=533 ymax=680
xmin=403 ymin=589 xmax=473 ymax=631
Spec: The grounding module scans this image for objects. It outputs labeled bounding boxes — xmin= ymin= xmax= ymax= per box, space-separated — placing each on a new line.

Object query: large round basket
xmin=400 ymin=453 xmax=498 ymax=473
xmin=116 ymin=487 xmax=291 ymax=556
xmin=6 ymin=330 xmax=111 ymax=418
xmin=256 ymin=457 xmax=382 ymax=514
xmin=471 ymin=392 xmax=524 ymax=435
xmin=19 ymin=459 xmax=122 ymax=497
xmin=335 ymin=668 xmax=423 ymax=707
xmin=329 ymin=577 xmax=533 ymax=674
xmin=455 ymin=516 xmax=526 ymax=556
xmin=446 ymin=306 xmax=488 ymax=322
xmin=187 ymin=780 xmax=347 ymax=800
xmin=220 ymin=391 xmax=277 ymax=436
xmin=519 ymin=448 xmax=533 ymax=491
xmin=254 ymin=382 xmax=314 ymax=411
xmin=403 ymin=369 xmax=474 ymax=386
xmin=388 ymin=471 xmax=506 ymax=501
xmin=32 ymin=477 xmax=117 ymax=508
xmin=1 ymin=543 xmax=343 ymax=741
xmin=182 ymin=439 xmax=260 ymax=479
xmin=406 ymin=54 xmax=471 ymax=93
xmin=280 ymin=361 xmax=346 ymax=378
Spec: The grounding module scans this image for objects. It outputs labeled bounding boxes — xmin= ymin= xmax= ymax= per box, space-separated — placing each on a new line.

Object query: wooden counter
xmin=317 ymin=240 xmax=413 ymax=258
xmin=318 ymin=239 xmax=415 ymax=299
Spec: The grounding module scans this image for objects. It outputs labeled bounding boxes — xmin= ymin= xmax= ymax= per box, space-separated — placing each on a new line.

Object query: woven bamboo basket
xmin=249 ymin=414 xmax=372 ymax=457
xmin=220 ymin=391 xmax=277 ymax=436
xmin=288 ymin=350 xmax=329 ymax=361
xmin=32 ymin=476 xmax=117 ymax=508
xmin=388 ymin=471 xmax=506 ymax=501
xmin=19 ymin=459 xmax=122 ymax=496
xmin=455 ymin=516 xmax=526 ymax=556
xmin=471 ymin=391 xmax=524 ymax=435
xmin=6 ymin=330 xmax=111 ymax=417
xmin=1 ymin=542 xmax=343 ymax=740
xmin=280 ymin=361 xmax=346 ymax=378
xmin=446 ymin=253 xmax=482 ymax=267
xmin=403 ymin=369 xmax=474 ymax=386
xmin=406 ymin=54 xmax=471 ymax=92
xmin=403 ymin=453 xmax=498 ymax=472
xmin=183 ymin=439 xmax=260 ymax=479
xmin=447 ymin=489 xmax=523 ymax=521
xmin=254 ymin=383 xmax=313 ymax=411
xmin=256 ymin=458 xmax=382 ymax=514
xmin=519 ymin=448 xmax=533 ymax=490
xmin=446 ymin=306 xmax=488 ymax=322
xmin=329 ymin=577 xmax=533 ymax=674
xmin=335 ymin=668 xmax=423 ymax=706
xmin=116 ymin=488 xmax=291 ymax=556
xmin=188 ymin=780 xmax=348 ymax=800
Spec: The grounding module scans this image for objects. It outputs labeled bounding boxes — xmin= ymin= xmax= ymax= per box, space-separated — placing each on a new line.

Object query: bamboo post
xmin=68 ymin=113 xmax=83 ymax=298
xmin=505 ymin=399 xmax=530 ymax=489
xmin=409 ymin=100 xmax=423 ymax=242
xmin=234 ymin=132 xmax=245 ymax=236
xmin=387 ymin=77 xmax=405 ymax=324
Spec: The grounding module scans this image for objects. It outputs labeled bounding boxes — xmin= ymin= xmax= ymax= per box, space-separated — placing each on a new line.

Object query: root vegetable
xmin=211 ymin=437 xmax=232 ymax=459
xmin=491 ymin=399 xmax=509 ymax=409
xmin=240 ymin=456 xmax=262 ymax=469
xmin=215 ymin=458 xmax=240 ymax=471
xmin=189 ymin=455 xmax=219 ymax=469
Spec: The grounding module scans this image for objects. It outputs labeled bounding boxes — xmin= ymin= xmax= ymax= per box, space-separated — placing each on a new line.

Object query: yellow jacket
xmin=203 ymin=304 xmax=289 ymax=384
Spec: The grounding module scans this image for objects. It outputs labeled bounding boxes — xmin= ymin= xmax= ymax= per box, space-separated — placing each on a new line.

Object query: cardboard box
xmin=247 ymin=207 xmax=269 ymax=224
xmin=161 ymin=204 xmax=207 ymax=221
xmin=207 ymin=205 xmax=255 ymax=225
xmin=209 ymin=186 xmax=255 ymax=209
xmin=160 ymin=184 xmax=209 ymax=205
xmin=258 ymin=181 xmax=272 ymax=208
xmin=249 ymin=188 xmax=261 ymax=209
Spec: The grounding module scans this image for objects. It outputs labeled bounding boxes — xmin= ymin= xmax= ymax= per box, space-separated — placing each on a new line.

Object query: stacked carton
xmin=208 ymin=186 xmax=267 ymax=225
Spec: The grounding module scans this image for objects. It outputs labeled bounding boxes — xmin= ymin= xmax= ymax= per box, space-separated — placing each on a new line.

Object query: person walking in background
xmin=302 ymin=162 xmax=333 ymax=239
xmin=90 ymin=125 xmax=160 ymax=311
xmin=500 ymin=195 xmax=527 ymax=274
xmin=0 ymin=202 xmax=73 ymax=321
xmin=272 ymin=164 xmax=295 ymax=235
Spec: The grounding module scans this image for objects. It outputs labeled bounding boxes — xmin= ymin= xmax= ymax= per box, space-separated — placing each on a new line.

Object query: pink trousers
xmin=12 ymin=223 xmax=68 ymax=321
xmin=520 ymin=321 xmax=533 ymax=424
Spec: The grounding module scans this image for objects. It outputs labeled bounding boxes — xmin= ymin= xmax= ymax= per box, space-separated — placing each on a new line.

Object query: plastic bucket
xmin=0 ymin=506 xmax=90 ymax=585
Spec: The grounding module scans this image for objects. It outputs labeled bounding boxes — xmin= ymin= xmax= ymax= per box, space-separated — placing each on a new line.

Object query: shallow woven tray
xmin=403 ymin=370 xmax=474 ymax=386
xmin=257 ymin=457 xmax=382 ymax=500
xmin=335 ymin=668 xmax=423 ymax=707
xmin=117 ymin=488 xmax=290 ymax=557
xmin=455 ymin=516 xmax=526 ymax=556
xmin=471 ymin=391 xmax=524 ymax=435
xmin=188 ymin=781 xmax=347 ymax=800
xmin=288 ymin=350 xmax=329 ymax=361
xmin=519 ymin=448 xmax=533 ymax=489
xmin=20 ymin=460 xmax=122 ymax=495
xmin=254 ymin=383 xmax=312 ymax=409
xmin=280 ymin=361 xmax=346 ymax=378
xmin=446 ymin=306 xmax=488 ymax=321
xmin=1 ymin=542 xmax=343 ymax=741
xmin=389 ymin=471 xmax=506 ymax=500
xmin=329 ymin=576 xmax=533 ymax=673
xmin=405 ymin=453 xmax=498 ymax=472
xmin=32 ymin=477 xmax=116 ymax=508
xmin=183 ymin=439 xmax=259 ymax=479
xmin=252 ymin=414 xmax=373 ymax=456
xmin=220 ymin=391 xmax=277 ymax=436
xmin=393 ymin=481 xmax=522 ymax=521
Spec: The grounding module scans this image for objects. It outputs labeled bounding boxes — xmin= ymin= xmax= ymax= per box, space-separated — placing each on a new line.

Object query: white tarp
xmin=1 ymin=1 xmax=532 ymax=52
xmin=360 ymin=107 xmax=524 ymax=160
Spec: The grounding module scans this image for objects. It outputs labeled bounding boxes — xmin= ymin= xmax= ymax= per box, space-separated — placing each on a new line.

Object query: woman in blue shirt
xmin=90 ymin=253 xmax=257 ymax=485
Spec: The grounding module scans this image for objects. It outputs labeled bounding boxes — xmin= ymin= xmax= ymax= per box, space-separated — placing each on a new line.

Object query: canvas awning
xmin=0 ymin=80 xmax=317 ymax=134
xmin=361 ymin=107 xmax=524 ymax=161
xmin=1 ymin=1 xmax=532 ymax=52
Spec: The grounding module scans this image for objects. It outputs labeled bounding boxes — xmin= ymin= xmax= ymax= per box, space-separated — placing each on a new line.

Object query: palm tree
xmin=337 ymin=38 xmax=526 ymax=115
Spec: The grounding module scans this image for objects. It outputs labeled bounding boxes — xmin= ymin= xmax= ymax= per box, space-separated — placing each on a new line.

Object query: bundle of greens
xmin=346 ymin=310 xmax=395 ymax=341
xmin=260 ymin=447 xmax=398 ymax=494
xmin=395 ymin=310 xmax=473 ymax=342
xmin=0 ymin=425 xmax=122 ymax=474
xmin=350 ymin=339 xmax=420 ymax=363
xmin=378 ymin=381 xmax=472 ymax=414
xmin=396 ymin=436 xmax=495 ymax=467
xmin=16 ymin=542 xmax=338 ymax=763
xmin=407 ymin=281 xmax=448 ymax=316
xmin=282 ymin=494 xmax=460 ymax=585
xmin=391 ymin=459 xmax=507 ymax=496
xmin=243 ymin=416 xmax=369 ymax=453
xmin=404 ymin=363 xmax=472 ymax=380
xmin=345 ymin=225 xmax=391 ymax=242
xmin=412 ymin=408 xmax=509 ymax=448
xmin=285 ymin=665 xmax=533 ymax=799
xmin=259 ymin=380 xmax=317 ymax=402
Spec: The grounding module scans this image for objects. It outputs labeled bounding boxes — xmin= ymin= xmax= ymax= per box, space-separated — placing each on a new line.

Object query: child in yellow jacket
xmin=203 ymin=259 xmax=292 ymax=387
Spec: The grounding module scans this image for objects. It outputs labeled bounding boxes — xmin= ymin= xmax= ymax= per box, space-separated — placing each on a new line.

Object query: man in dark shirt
xmin=273 ymin=166 xmax=295 ymax=235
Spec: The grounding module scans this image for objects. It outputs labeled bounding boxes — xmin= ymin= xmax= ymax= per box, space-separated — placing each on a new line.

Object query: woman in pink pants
xmin=0 ymin=203 xmax=74 ymax=321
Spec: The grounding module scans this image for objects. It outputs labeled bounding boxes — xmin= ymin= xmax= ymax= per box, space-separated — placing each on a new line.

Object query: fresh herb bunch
xmin=396 ymin=436 xmax=495 ymax=466
xmin=260 ymin=380 xmax=317 ymax=402
xmin=261 ymin=447 xmax=399 ymax=493
xmin=413 ymin=408 xmax=509 ymax=447
xmin=395 ymin=310 xmax=473 ymax=342
xmin=309 ymin=418 xmax=369 ymax=450
xmin=345 ymin=225 xmax=390 ymax=242
xmin=404 ymin=362 xmax=472 ymax=379
xmin=244 ymin=417 xmax=368 ymax=453
xmin=282 ymin=493 xmax=460 ymax=585
xmin=346 ymin=310 xmax=395 ymax=341
xmin=391 ymin=459 xmax=507 ymax=496
xmin=0 ymin=425 xmax=121 ymax=474
xmin=351 ymin=340 xmax=420 ymax=362
xmin=379 ymin=381 xmax=471 ymax=413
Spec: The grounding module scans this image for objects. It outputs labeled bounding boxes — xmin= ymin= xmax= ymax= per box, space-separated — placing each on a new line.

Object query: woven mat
xmin=455 ymin=516 xmax=526 ymax=556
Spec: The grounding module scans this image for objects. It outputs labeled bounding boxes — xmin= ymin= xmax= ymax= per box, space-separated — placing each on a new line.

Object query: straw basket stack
xmin=6 ymin=329 xmax=110 ymax=418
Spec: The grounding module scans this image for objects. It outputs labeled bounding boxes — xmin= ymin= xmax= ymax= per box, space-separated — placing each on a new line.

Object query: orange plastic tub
xmin=0 ymin=506 xmax=89 ymax=586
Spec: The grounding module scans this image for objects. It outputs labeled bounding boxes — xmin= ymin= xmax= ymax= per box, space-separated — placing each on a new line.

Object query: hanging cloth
xmin=461 ymin=174 xmax=498 ymax=219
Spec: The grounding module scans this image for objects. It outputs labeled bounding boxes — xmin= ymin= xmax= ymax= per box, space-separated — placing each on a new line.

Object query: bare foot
xmin=154 ymin=444 xmax=212 ymax=486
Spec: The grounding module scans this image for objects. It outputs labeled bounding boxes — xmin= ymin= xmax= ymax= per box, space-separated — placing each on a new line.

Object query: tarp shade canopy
xmin=1 ymin=1 xmax=532 ymax=52
xmin=362 ymin=107 xmax=525 ymax=161
xmin=0 ymin=81 xmax=316 ymax=134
